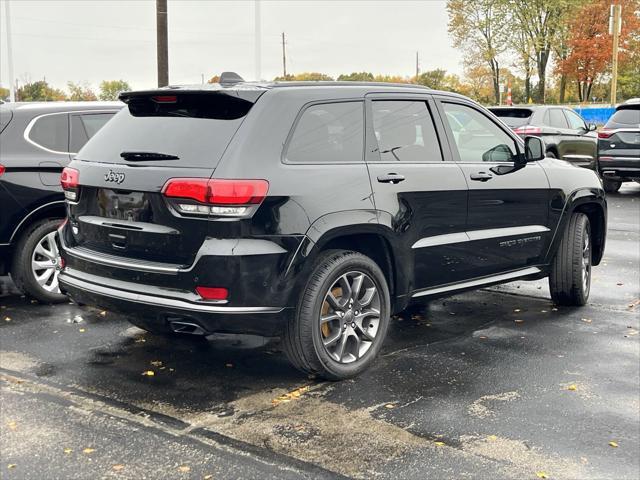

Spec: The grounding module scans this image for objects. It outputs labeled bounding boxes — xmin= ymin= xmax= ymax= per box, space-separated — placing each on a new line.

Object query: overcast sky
xmin=0 ymin=0 xmax=462 ymax=91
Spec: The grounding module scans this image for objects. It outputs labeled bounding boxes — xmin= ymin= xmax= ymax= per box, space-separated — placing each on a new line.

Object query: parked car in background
xmin=57 ymin=78 xmax=605 ymax=379
xmin=489 ymin=106 xmax=598 ymax=170
xmin=0 ymin=101 xmax=122 ymax=302
xmin=597 ymin=100 xmax=640 ymax=193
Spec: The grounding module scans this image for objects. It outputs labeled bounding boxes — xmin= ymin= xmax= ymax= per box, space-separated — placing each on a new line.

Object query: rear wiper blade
xmin=120 ymin=151 xmax=180 ymax=161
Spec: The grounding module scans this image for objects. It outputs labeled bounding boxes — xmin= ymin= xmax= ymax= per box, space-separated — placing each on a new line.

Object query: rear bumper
xmin=598 ymin=154 xmax=640 ymax=181
xmin=59 ymin=267 xmax=293 ymax=336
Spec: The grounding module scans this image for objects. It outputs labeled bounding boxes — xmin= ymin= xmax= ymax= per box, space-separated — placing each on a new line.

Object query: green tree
xmin=17 ymin=81 xmax=66 ymax=101
xmin=273 ymin=72 xmax=334 ymax=81
xmin=67 ymin=81 xmax=97 ymax=101
xmin=415 ymin=69 xmax=448 ymax=89
xmin=99 ymin=80 xmax=131 ymax=101
xmin=509 ymin=0 xmax=578 ymax=103
xmin=0 ymin=86 xmax=9 ymax=101
xmin=337 ymin=72 xmax=375 ymax=81
xmin=448 ymin=0 xmax=509 ymax=104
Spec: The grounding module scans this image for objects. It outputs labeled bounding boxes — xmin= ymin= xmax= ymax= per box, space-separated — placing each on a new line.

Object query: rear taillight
xmin=162 ymin=178 xmax=269 ymax=217
xmin=60 ymin=167 xmax=80 ymax=201
xmin=196 ymin=286 xmax=228 ymax=301
xmin=0 ymin=164 xmax=5 ymax=176
xmin=598 ymin=129 xmax=614 ymax=139
xmin=513 ymin=125 xmax=542 ymax=135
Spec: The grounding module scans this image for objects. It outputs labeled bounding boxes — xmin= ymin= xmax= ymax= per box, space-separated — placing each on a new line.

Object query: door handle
xmin=377 ymin=173 xmax=405 ymax=184
xmin=469 ymin=172 xmax=493 ymax=182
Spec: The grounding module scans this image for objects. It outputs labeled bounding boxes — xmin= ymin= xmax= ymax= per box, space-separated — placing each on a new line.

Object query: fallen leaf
xmin=141 ymin=370 xmax=155 ymax=376
xmin=566 ymin=384 xmax=578 ymax=391
xmin=134 ymin=338 xmax=146 ymax=343
xmin=3 ymin=316 xmax=11 ymax=322
xmin=272 ymin=386 xmax=310 ymax=405
xmin=609 ymin=441 xmax=618 ymax=448
xmin=479 ymin=335 xmax=488 ymax=340
xmin=581 ymin=318 xmax=592 ymax=324
xmin=513 ymin=308 xmax=521 ymax=313
xmin=63 ymin=448 xmax=72 ymax=454
xmin=7 ymin=421 xmax=17 ymax=430
xmin=99 ymin=311 xmax=107 ymax=317
xmin=384 ymin=403 xmax=395 ymax=409
xmin=536 ymin=472 xmax=548 ymax=479
xmin=514 ymin=319 xmax=524 ymax=324
xmin=78 ymin=328 xmax=86 ymax=333
xmin=552 ymin=307 xmax=558 ymax=312
xmin=541 ymin=309 xmax=548 ymax=313
xmin=204 ymin=475 xmax=213 ymax=480
xmin=617 ymin=282 xmax=624 ymax=286
xmin=82 ymin=448 xmax=95 ymax=454
xmin=178 ymin=465 xmax=191 ymax=473
xmin=225 ymin=363 xmax=233 ymax=368
xmin=434 ymin=441 xmax=446 ymax=446
xmin=487 ymin=435 xmax=498 ymax=441
xmin=112 ymin=464 xmax=125 ymax=471
xmin=150 ymin=360 xmax=163 ymax=367
xmin=7 ymin=464 xmax=16 ymax=469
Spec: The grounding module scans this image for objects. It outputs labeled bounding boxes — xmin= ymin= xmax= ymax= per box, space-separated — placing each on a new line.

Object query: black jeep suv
xmin=0 ymin=101 xmax=121 ymax=302
xmin=58 ymin=79 xmax=606 ymax=379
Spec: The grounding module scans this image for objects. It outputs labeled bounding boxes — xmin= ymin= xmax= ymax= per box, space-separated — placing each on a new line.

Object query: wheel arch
xmin=9 ymin=200 xmax=66 ymax=245
xmin=294 ymin=212 xmax=409 ymax=313
xmin=547 ymin=188 xmax=607 ymax=266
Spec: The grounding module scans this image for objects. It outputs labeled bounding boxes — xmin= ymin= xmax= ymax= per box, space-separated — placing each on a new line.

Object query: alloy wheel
xmin=582 ymin=228 xmax=591 ymax=295
xmin=31 ymin=231 xmax=62 ymax=293
xmin=319 ymin=271 xmax=381 ymax=364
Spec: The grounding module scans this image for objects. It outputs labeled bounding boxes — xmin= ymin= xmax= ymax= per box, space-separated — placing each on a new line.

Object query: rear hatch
xmin=64 ymin=89 xmax=264 ymax=266
xmin=598 ymin=105 xmax=640 ymax=158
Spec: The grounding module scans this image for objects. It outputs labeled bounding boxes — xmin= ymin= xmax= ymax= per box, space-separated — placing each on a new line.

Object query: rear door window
xmin=285 ymin=102 xmax=364 ymax=163
xmin=371 ymin=100 xmax=442 ymax=162
xmin=70 ymin=113 xmax=115 ymax=153
xmin=28 ymin=113 xmax=69 ymax=153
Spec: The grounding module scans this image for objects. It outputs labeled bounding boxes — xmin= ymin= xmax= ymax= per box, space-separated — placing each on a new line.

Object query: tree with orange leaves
xmin=557 ymin=0 xmax=640 ymax=102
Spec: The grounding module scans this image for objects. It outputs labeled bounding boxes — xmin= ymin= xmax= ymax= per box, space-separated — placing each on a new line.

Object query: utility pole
xmin=4 ymin=0 xmax=15 ymax=102
xmin=609 ymin=3 xmax=622 ymax=105
xmin=415 ymin=51 xmax=420 ymax=80
xmin=281 ymin=32 xmax=287 ymax=78
xmin=156 ymin=0 xmax=169 ymax=87
xmin=254 ymin=0 xmax=262 ymax=81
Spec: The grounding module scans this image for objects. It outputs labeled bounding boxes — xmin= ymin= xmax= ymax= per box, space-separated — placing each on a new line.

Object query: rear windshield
xmin=76 ymin=93 xmax=255 ymax=168
xmin=489 ymin=108 xmax=533 ymax=128
xmin=606 ymin=107 xmax=640 ymax=128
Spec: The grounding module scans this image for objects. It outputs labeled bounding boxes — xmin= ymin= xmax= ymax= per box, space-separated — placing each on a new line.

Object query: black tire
xmin=10 ymin=218 xmax=67 ymax=304
xmin=549 ymin=213 xmax=591 ymax=306
xmin=283 ymin=250 xmax=390 ymax=380
xmin=546 ymin=150 xmax=557 ymax=159
xmin=602 ymin=178 xmax=621 ymax=193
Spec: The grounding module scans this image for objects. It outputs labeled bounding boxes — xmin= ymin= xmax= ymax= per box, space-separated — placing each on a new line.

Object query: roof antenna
xmin=219 ymin=72 xmax=245 ymax=85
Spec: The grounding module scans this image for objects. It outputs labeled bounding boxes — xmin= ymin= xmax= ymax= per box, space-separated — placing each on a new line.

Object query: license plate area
xmin=97 ymin=189 xmax=153 ymax=222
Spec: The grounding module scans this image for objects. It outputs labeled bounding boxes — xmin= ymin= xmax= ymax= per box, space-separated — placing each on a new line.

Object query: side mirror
xmin=588 ymin=123 xmax=597 ymax=131
xmin=524 ymin=136 xmax=545 ymax=162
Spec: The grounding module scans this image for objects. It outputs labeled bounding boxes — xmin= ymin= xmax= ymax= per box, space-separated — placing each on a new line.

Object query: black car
xmin=57 ymin=78 xmax=606 ymax=379
xmin=489 ymin=106 xmax=598 ymax=170
xmin=0 ymin=101 xmax=121 ymax=302
xmin=597 ymin=100 xmax=640 ymax=193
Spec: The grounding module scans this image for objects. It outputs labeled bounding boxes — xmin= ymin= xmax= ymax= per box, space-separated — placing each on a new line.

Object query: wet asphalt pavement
xmin=1 ymin=184 xmax=639 ymax=480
